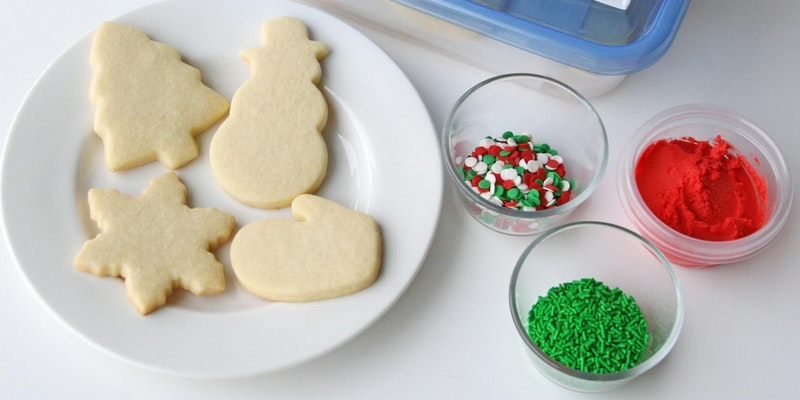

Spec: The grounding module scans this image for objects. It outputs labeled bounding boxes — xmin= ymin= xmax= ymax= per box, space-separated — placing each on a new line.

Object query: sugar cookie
xmin=209 ymin=17 xmax=329 ymax=209
xmin=74 ymin=172 xmax=236 ymax=315
xmin=230 ymin=194 xmax=382 ymax=302
xmin=90 ymin=22 xmax=230 ymax=172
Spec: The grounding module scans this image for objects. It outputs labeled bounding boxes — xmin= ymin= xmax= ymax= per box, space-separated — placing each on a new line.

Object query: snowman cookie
xmin=209 ymin=17 xmax=329 ymax=209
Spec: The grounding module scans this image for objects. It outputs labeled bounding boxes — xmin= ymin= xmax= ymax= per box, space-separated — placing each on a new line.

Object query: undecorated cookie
xmin=209 ymin=17 xmax=329 ymax=209
xmin=90 ymin=22 xmax=230 ymax=172
xmin=74 ymin=172 xmax=236 ymax=315
xmin=230 ymin=194 xmax=382 ymax=302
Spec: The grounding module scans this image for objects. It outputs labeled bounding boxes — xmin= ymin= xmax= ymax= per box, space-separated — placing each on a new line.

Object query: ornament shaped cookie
xmin=74 ymin=172 xmax=236 ymax=315
xmin=90 ymin=22 xmax=229 ymax=172
xmin=230 ymin=194 xmax=382 ymax=302
xmin=210 ymin=17 xmax=329 ymax=209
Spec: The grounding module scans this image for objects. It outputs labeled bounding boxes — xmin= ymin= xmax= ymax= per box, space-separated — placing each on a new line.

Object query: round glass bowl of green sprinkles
xmin=509 ymin=221 xmax=684 ymax=392
xmin=442 ymin=73 xmax=608 ymax=235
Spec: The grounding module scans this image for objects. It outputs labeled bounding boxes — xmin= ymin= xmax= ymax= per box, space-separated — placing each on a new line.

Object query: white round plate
xmin=0 ymin=0 xmax=441 ymax=378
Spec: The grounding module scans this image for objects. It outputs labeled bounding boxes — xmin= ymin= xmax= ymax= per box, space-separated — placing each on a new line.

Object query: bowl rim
xmin=508 ymin=220 xmax=685 ymax=382
xmin=617 ymin=103 xmax=795 ymax=266
xmin=441 ymin=73 xmax=609 ymax=220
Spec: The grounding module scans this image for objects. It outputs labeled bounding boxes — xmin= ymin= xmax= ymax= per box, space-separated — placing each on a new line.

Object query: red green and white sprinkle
xmin=456 ymin=131 xmax=574 ymax=211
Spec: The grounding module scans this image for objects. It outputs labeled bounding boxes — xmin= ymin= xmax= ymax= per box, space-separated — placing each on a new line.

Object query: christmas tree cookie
xmin=90 ymin=22 xmax=229 ymax=172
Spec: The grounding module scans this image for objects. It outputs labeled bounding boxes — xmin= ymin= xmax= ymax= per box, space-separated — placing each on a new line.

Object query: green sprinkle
xmin=507 ymin=188 xmax=521 ymax=199
xmin=495 ymin=185 xmax=505 ymax=198
xmin=539 ymin=143 xmax=551 ymax=152
xmin=502 ymin=130 xmax=514 ymax=139
xmin=466 ymin=169 xmax=477 ymax=180
xmin=514 ymin=135 xmax=530 ymax=143
xmin=526 ymin=278 xmax=649 ymax=374
xmin=483 ymin=155 xmax=496 ymax=164
xmin=500 ymin=150 xmax=512 ymax=157
xmin=478 ymin=179 xmax=491 ymax=190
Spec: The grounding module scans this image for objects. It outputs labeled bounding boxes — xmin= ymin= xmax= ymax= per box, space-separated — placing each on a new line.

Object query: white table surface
xmin=2 ymin=0 xmax=799 ymax=398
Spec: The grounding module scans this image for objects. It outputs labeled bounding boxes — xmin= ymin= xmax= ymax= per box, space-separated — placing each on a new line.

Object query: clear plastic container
xmin=391 ymin=0 xmax=691 ymax=75
xmin=618 ymin=104 xmax=794 ymax=267
xmin=296 ymin=0 xmax=686 ymax=97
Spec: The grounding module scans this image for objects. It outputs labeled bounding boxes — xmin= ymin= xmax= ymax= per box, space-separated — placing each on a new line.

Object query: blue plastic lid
xmin=392 ymin=0 xmax=691 ymax=75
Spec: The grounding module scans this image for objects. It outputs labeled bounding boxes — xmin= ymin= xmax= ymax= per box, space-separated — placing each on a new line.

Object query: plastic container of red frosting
xmin=618 ymin=104 xmax=794 ymax=267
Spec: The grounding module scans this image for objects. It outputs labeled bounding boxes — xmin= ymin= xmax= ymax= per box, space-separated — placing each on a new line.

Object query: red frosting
xmin=634 ymin=135 xmax=768 ymax=241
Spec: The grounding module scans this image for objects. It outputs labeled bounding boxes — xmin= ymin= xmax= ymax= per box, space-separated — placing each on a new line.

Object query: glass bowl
xmin=617 ymin=104 xmax=794 ymax=267
xmin=442 ymin=73 xmax=608 ymax=235
xmin=509 ymin=221 xmax=684 ymax=392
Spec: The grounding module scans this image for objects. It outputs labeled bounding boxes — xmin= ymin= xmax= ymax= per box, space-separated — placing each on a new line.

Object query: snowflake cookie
xmin=74 ymin=172 xmax=235 ymax=315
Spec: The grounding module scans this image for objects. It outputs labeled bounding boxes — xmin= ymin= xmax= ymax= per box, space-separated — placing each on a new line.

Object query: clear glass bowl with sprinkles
xmin=442 ymin=73 xmax=608 ymax=235
xmin=509 ymin=221 xmax=684 ymax=392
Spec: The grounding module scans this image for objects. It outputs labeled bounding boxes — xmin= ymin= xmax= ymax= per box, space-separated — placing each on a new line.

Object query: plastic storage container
xmin=392 ymin=0 xmax=691 ymax=75
xmin=297 ymin=0 xmax=690 ymax=97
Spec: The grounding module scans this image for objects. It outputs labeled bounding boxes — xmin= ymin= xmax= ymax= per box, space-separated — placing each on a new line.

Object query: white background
xmin=2 ymin=0 xmax=799 ymax=398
